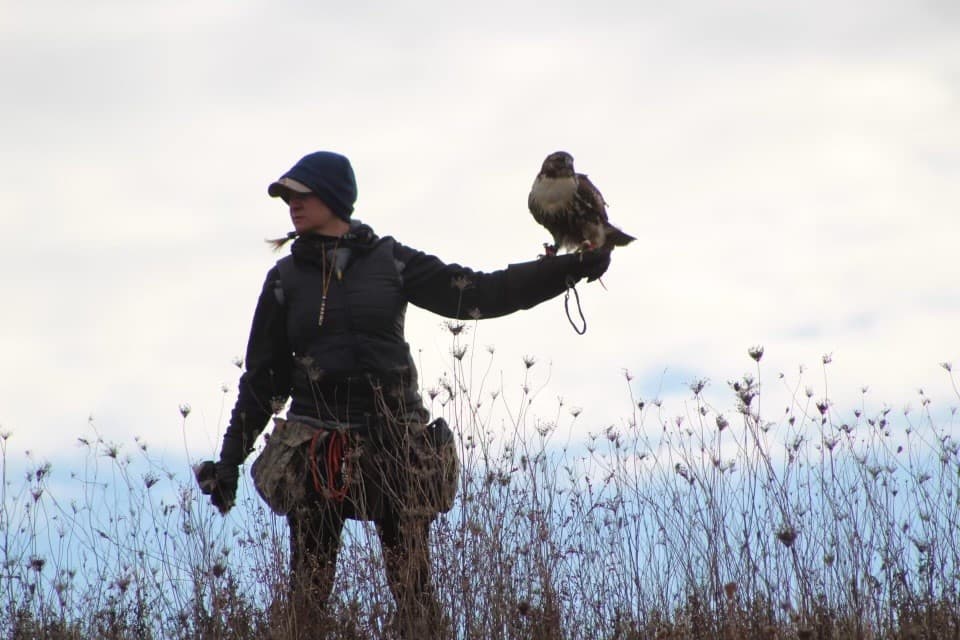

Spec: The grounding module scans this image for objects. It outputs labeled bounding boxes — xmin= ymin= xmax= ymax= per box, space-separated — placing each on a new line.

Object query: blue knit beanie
xmin=267 ymin=151 xmax=358 ymax=221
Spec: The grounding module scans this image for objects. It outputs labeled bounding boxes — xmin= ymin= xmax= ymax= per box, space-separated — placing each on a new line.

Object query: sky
xmin=2 ymin=0 xmax=959 ymax=466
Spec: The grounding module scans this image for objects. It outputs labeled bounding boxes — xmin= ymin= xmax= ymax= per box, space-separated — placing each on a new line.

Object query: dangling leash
xmin=564 ymin=275 xmax=587 ymax=335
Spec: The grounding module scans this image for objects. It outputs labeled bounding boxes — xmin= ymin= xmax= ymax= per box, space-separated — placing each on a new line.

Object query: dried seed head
xmin=450 ymin=275 xmax=472 ymax=291
xmin=748 ymin=345 xmax=764 ymax=362
xmin=28 ymin=556 xmax=46 ymax=572
xmin=114 ymin=575 xmax=131 ymax=593
xmin=178 ymin=404 xmax=191 ymax=418
xmin=730 ymin=377 xmax=757 ymax=409
xmin=775 ymin=525 xmax=798 ymax=548
xmin=444 ymin=320 xmax=466 ymax=335
xmin=716 ymin=414 xmax=729 ymax=431
xmin=689 ymin=378 xmax=708 ymax=396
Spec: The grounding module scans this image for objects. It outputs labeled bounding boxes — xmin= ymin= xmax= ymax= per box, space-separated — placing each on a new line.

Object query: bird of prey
xmin=528 ymin=151 xmax=635 ymax=256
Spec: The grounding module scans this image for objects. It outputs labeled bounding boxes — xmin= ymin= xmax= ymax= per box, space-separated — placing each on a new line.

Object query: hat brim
xmin=267 ymin=177 xmax=312 ymax=198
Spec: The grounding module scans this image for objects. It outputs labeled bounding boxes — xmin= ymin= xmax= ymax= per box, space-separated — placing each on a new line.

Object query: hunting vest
xmin=273 ymin=236 xmax=424 ymax=423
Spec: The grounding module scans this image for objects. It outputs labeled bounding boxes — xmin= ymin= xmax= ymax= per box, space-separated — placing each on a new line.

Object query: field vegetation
xmin=3 ymin=337 xmax=958 ymax=639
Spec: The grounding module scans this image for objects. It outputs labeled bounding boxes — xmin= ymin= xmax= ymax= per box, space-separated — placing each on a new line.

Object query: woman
xmin=202 ymin=151 xmax=610 ymax=636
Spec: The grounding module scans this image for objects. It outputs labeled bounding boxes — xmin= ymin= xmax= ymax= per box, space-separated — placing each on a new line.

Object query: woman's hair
xmin=266 ymin=231 xmax=298 ymax=252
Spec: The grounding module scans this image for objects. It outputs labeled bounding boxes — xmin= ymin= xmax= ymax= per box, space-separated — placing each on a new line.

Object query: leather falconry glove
xmin=563 ymin=248 xmax=611 ymax=283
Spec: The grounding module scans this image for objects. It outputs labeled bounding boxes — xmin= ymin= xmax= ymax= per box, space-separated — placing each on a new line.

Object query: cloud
xmin=2 ymin=2 xmax=958 ymax=459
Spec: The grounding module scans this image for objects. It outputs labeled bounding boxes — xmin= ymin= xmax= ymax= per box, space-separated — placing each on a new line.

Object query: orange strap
xmin=309 ymin=429 xmax=350 ymax=502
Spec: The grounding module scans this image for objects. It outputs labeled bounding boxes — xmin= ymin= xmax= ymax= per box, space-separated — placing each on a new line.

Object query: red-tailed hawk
xmin=528 ymin=151 xmax=635 ymax=255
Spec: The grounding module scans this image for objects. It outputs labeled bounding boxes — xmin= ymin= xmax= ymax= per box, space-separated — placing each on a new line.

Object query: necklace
xmin=317 ymin=237 xmax=342 ymax=327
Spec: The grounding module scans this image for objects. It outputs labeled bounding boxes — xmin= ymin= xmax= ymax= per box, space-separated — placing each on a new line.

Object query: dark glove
xmin=564 ymin=248 xmax=611 ymax=283
xmin=195 ymin=460 xmax=239 ymax=514
xmin=498 ymin=249 xmax=612 ymax=314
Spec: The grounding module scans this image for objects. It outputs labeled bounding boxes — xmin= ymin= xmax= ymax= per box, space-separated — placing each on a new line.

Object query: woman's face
xmin=286 ymin=192 xmax=342 ymax=236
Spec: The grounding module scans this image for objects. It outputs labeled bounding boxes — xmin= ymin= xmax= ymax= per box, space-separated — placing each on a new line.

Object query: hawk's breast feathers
xmin=528 ymin=175 xmax=579 ymax=218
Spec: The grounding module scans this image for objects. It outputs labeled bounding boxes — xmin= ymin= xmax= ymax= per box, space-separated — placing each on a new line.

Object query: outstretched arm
xmin=394 ymin=241 xmax=609 ymax=320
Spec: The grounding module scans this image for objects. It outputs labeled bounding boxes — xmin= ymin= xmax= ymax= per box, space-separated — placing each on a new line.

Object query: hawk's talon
xmin=539 ymin=243 xmax=558 ymax=259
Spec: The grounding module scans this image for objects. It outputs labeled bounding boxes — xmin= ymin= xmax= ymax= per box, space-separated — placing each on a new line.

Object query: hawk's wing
xmin=574 ymin=173 xmax=610 ymax=224
xmin=527 ymin=190 xmax=550 ymax=227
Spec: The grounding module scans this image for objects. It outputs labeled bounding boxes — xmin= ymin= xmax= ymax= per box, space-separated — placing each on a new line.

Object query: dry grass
xmin=2 ymin=340 xmax=959 ymax=639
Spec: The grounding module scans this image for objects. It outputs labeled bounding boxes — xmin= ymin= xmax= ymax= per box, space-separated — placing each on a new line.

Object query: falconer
xmin=200 ymin=150 xmax=611 ymax=637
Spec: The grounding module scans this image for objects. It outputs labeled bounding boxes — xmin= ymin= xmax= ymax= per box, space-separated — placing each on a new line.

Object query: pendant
xmin=318 ymin=296 xmax=327 ymax=327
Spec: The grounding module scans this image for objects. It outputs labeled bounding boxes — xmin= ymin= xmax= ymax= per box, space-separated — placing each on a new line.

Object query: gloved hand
xmin=498 ymin=248 xmax=614 ymax=315
xmin=195 ymin=460 xmax=239 ymax=514
xmin=564 ymin=248 xmax=611 ymax=283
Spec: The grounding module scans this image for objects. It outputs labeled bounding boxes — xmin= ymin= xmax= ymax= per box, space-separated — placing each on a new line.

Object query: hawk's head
xmin=539 ymin=151 xmax=575 ymax=178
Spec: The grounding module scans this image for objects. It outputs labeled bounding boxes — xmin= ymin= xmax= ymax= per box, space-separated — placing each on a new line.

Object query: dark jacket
xmin=220 ymin=221 xmax=593 ymax=465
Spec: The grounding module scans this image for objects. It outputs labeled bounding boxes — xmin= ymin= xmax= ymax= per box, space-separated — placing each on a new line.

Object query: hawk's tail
xmin=604 ymin=225 xmax=636 ymax=249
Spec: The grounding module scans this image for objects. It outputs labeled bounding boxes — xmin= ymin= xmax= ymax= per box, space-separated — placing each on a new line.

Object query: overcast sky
xmin=2 ymin=1 xmax=959 ymax=465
